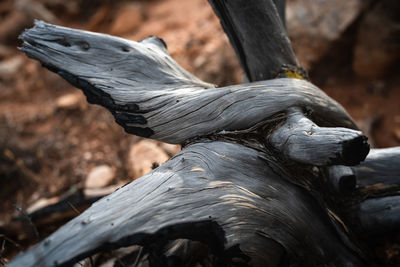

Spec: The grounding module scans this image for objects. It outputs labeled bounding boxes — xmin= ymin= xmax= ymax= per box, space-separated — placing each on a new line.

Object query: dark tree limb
xmin=208 ymin=0 xmax=304 ymax=81
xmin=325 ymin=165 xmax=356 ymax=195
xmin=346 ymin=196 xmax=400 ymax=236
xmin=9 ymin=141 xmax=367 ymax=267
xmin=352 ymin=147 xmax=400 ymax=195
xmin=269 ymin=108 xmax=369 ymax=166
xmin=272 ymin=0 xmax=286 ymax=29
xmin=339 ymin=147 xmax=400 ymax=236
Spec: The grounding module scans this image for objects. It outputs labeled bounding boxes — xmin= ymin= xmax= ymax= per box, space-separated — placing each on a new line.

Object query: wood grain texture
xmin=19 ymin=21 xmax=357 ymax=144
xmin=326 ymin=165 xmax=356 ymax=195
xmin=273 ymin=0 xmax=286 ymax=29
xmin=343 ymin=147 xmax=400 ymax=236
xmin=269 ymin=108 xmax=369 ymax=166
xmin=208 ymin=0 xmax=301 ymax=81
xmin=347 ymin=196 xmax=400 ymax=236
xmin=352 ymin=147 xmax=400 ymax=194
xmin=9 ymin=141 xmax=367 ymax=267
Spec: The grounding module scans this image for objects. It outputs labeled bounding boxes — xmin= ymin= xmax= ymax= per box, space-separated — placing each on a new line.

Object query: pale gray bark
xmin=269 ymin=108 xmax=369 ymax=166
xmin=14 ymin=20 xmax=379 ymax=267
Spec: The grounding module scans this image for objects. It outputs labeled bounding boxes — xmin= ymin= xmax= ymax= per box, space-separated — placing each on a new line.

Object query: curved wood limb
xmin=19 ymin=21 xmax=357 ymax=144
xmin=348 ymin=195 xmax=400 ymax=236
xmin=352 ymin=147 xmax=400 ymax=195
xmin=344 ymin=147 xmax=400 ymax=236
xmin=9 ymin=141 xmax=367 ymax=267
xmin=208 ymin=0 xmax=301 ymax=81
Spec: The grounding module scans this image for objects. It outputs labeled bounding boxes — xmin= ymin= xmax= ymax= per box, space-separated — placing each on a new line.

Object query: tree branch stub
xmin=269 ymin=108 xmax=370 ymax=166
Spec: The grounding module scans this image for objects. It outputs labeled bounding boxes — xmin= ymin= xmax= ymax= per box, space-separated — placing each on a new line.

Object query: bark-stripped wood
xmin=344 ymin=147 xmax=400 ymax=236
xmin=12 ymin=0 xmax=399 ymax=264
xmin=14 ymin=20 xmax=379 ymax=267
xmin=273 ymin=0 xmax=286 ymax=29
xmin=269 ymin=108 xmax=369 ymax=166
xmin=208 ymin=0 xmax=303 ymax=81
xmin=9 ymin=141 xmax=367 ymax=267
xmin=352 ymin=147 xmax=400 ymax=195
xmin=326 ymin=165 xmax=356 ymax=195
xmin=347 ymin=195 xmax=400 ymax=236
xmin=20 ymin=21 xmax=357 ymax=145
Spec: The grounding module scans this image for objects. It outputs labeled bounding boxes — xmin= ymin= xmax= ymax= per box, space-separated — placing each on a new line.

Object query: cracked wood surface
xmin=208 ymin=0 xmax=298 ymax=81
xmin=15 ymin=18 xmax=397 ymax=267
xmin=20 ymin=21 xmax=357 ymax=144
xmin=9 ymin=141 xmax=367 ymax=267
xmin=270 ymin=108 xmax=369 ymax=166
xmin=345 ymin=147 xmax=400 ymax=236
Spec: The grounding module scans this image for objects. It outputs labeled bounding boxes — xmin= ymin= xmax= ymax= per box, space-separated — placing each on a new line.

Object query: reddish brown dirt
xmin=0 ymin=0 xmax=399 ymax=264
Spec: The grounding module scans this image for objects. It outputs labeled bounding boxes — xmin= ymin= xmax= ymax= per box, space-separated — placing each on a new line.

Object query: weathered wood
xmin=208 ymin=0 xmax=303 ymax=81
xmin=15 ymin=19 xmax=386 ymax=267
xmin=338 ymin=147 xmax=400 ymax=236
xmin=352 ymin=147 xmax=400 ymax=195
xmin=273 ymin=0 xmax=286 ymax=29
xmin=347 ymin=196 xmax=400 ymax=236
xmin=9 ymin=141 xmax=367 ymax=267
xmin=269 ymin=108 xmax=369 ymax=166
xmin=1 ymin=185 xmax=124 ymax=250
xmin=326 ymin=165 xmax=356 ymax=195
xmin=20 ymin=21 xmax=357 ymax=145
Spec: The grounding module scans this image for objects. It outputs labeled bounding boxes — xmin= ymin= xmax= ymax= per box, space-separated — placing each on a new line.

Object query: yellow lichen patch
xmin=284 ymin=69 xmax=306 ymax=80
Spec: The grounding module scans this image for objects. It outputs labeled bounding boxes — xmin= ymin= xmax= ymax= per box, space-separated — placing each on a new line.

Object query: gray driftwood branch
xmin=11 ymin=1 xmax=399 ymax=265
xmin=345 ymin=147 xmax=400 ymax=236
xmin=20 ymin=21 xmax=357 ymax=146
xmin=9 ymin=141 xmax=367 ymax=267
xmin=269 ymin=107 xmax=369 ymax=166
xmin=13 ymin=20 xmax=374 ymax=267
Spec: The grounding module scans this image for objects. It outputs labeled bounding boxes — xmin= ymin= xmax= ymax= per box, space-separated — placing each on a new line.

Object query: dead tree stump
xmin=11 ymin=0 xmax=399 ymax=266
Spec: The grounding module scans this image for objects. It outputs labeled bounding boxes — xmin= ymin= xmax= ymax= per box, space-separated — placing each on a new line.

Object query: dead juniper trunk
xmin=11 ymin=0 xmax=399 ymax=266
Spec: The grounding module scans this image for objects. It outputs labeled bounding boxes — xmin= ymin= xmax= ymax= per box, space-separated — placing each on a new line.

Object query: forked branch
xmin=20 ymin=21 xmax=357 ymax=144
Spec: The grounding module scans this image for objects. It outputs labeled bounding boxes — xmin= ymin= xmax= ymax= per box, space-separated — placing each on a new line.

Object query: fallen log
xmin=12 ymin=0 xmax=399 ymax=265
xmin=13 ymin=20 xmax=374 ymax=266
xmin=9 ymin=141 xmax=367 ymax=267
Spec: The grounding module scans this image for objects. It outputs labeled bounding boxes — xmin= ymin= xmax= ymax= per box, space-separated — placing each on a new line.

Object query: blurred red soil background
xmin=0 ymin=0 xmax=399 ymax=264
